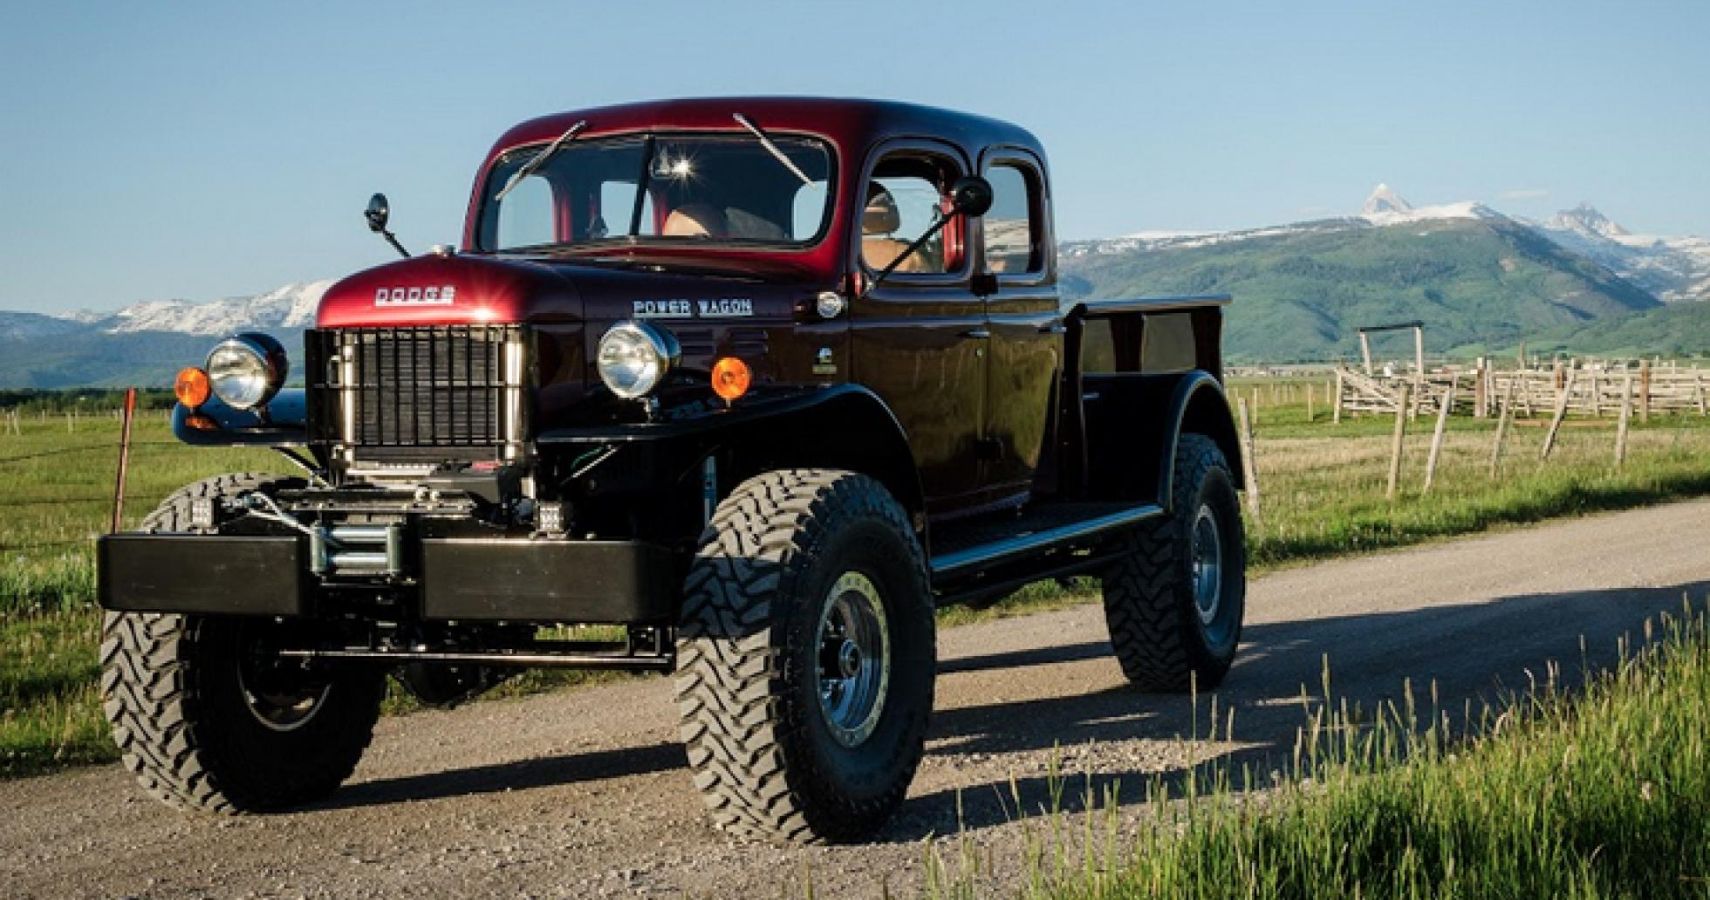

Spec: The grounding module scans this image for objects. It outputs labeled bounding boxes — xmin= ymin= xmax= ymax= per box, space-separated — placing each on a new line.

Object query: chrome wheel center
xmin=815 ymin=571 xmax=891 ymax=748
xmin=1191 ymin=503 xmax=1223 ymax=627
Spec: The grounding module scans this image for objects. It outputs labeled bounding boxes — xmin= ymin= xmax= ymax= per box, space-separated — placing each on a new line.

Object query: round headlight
xmin=206 ymin=333 xmax=287 ymax=410
xmin=596 ymin=321 xmax=678 ymax=399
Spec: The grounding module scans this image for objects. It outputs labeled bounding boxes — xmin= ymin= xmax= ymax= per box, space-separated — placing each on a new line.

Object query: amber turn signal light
xmin=711 ymin=357 xmax=751 ymax=402
xmin=174 ymin=366 xmax=211 ymax=408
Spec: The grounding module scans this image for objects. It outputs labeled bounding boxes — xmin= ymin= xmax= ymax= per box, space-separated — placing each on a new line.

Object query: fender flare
xmin=1156 ymin=372 xmax=1244 ymax=508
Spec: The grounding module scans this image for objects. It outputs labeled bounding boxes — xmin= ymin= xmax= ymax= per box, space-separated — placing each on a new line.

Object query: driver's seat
xmin=861 ymin=185 xmax=926 ymax=273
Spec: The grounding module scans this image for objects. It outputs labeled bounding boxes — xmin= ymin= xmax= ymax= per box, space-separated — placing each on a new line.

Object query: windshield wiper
xmin=494 ymin=119 xmax=588 ymax=202
xmin=732 ymin=112 xmax=812 ymax=186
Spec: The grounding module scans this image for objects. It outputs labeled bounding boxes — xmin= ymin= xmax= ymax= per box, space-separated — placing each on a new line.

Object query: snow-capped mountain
xmin=1362 ymin=183 xmax=1412 ymax=216
xmin=1064 ymin=186 xmax=1705 ymax=304
xmin=69 ymin=280 xmax=333 ymax=336
xmin=1528 ymin=205 xmax=1710 ymax=302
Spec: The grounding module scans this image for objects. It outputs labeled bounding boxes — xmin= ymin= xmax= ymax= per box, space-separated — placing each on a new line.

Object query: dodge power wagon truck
xmin=99 ymin=98 xmax=1246 ymax=843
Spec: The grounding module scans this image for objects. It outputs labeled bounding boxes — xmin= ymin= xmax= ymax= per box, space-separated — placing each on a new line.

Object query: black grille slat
xmin=316 ymin=325 xmax=517 ymax=450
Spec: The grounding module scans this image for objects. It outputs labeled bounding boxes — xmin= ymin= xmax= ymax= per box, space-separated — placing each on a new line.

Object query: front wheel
xmin=100 ymin=474 xmax=384 ymax=813
xmin=1102 ymin=434 xmax=1247 ymax=691
xmin=674 ymin=469 xmax=935 ymax=843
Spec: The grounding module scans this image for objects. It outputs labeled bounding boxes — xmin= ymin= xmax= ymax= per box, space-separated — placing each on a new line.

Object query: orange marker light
xmin=174 ymin=367 xmax=211 ymax=408
xmin=711 ymin=357 xmax=752 ymax=402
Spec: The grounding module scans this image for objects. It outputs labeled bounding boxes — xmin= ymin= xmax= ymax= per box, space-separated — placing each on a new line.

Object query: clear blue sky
xmin=2 ymin=0 xmax=1705 ymax=313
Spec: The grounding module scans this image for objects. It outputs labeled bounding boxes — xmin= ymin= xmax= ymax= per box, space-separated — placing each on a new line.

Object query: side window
xmin=982 ymin=162 xmax=1042 ymax=274
xmin=495 ymin=176 xmax=556 ymax=248
xmin=861 ymin=153 xmax=961 ymax=275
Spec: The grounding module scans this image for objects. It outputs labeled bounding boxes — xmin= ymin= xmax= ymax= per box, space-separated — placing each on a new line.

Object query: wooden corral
xmin=1335 ymin=358 xmax=1710 ymax=421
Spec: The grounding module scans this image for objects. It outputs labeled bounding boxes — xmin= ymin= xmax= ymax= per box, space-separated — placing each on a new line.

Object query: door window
xmin=862 ymin=153 xmax=963 ymax=275
xmin=981 ymin=162 xmax=1042 ymax=274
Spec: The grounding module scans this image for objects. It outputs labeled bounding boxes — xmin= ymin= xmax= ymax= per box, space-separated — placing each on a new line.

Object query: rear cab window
xmin=980 ymin=158 xmax=1045 ymax=275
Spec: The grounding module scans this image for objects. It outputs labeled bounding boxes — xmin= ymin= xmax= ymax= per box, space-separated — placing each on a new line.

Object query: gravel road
xmin=4 ymin=499 xmax=1707 ymax=899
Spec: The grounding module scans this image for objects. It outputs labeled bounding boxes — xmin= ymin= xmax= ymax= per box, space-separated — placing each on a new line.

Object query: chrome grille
xmin=308 ymin=325 xmax=525 ymax=456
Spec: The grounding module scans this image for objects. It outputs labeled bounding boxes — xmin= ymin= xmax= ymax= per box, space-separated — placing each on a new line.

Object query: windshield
xmin=475 ymin=133 xmax=834 ymax=252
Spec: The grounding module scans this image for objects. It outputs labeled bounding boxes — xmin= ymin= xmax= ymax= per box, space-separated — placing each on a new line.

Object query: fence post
xmin=1540 ymin=371 xmax=1576 ymax=461
xmin=1387 ymin=384 xmax=1411 ymax=501
xmin=1640 ymin=360 xmax=1652 ymax=424
xmin=1490 ymin=378 xmax=1516 ymax=478
xmin=1474 ymin=359 xmax=1487 ymax=418
xmin=1237 ymin=397 xmax=1261 ymax=520
xmin=1697 ymin=373 xmax=1707 ymax=416
xmin=1332 ymin=369 xmax=1344 ymax=424
xmin=1306 ymin=383 xmax=1315 ymax=424
xmin=1423 ymin=385 xmax=1455 ymax=494
xmin=1615 ymin=375 xmax=1633 ymax=468
xmin=111 ymin=388 xmax=137 ymax=533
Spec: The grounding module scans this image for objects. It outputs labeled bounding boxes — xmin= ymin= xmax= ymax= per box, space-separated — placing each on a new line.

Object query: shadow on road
xmin=315 ymin=741 xmax=687 ymax=811
xmin=880 ymin=580 xmax=1708 ymax=841
xmin=310 ymin=579 xmax=1704 ymax=836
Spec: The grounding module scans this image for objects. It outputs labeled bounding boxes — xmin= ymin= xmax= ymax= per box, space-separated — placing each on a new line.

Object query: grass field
xmin=6 ymin=383 xmax=1710 ymax=776
xmin=926 ymin=604 xmax=1710 ymax=898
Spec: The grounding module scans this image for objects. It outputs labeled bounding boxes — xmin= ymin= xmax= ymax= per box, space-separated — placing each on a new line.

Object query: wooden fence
xmin=1334 ymin=360 xmax=1710 ymax=421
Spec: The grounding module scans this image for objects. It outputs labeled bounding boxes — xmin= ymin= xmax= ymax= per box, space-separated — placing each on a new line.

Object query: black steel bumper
xmin=97 ymin=534 xmax=681 ymax=624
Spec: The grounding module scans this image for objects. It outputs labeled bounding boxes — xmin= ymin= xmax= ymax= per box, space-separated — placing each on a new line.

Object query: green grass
xmin=8 ymin=382 xmax=1710 ymax=777
xmin=924 ymin=604 xmax=1710 ymax=899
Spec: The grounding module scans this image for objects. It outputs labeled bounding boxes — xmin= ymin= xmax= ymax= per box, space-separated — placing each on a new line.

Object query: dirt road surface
xmin=5 ymin=499 xmax=1707 ymax=898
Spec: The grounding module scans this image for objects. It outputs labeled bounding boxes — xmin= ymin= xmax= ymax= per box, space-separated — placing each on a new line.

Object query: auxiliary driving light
xmin=174 ymin=367 xmax=211 ymax=408
xmin=711 ymin=357 xmax=752 ymax=402
xmin=206 ymin=333 xmax=288 ymax=410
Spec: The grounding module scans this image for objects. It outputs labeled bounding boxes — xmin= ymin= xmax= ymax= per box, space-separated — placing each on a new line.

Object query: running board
xmin=929 ymin=503 xmax=1163 ymax=581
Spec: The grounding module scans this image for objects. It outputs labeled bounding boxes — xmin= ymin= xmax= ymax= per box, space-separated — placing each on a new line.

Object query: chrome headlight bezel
xmin=205 ymin=333 xmax=288 ymax=410
xmin=596 ymin=321 xmax=680 ymax=400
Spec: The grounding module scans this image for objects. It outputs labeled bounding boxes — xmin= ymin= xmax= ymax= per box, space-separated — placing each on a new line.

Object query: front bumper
xmin=97 ymin=533 xmax=681 ymax=624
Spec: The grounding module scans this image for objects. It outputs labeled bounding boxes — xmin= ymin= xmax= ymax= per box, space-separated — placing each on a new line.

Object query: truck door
xmin=850 ymin=143 xmax=990 ymax=518
xmin=977 ymin=152 xmax=1062 ymax=500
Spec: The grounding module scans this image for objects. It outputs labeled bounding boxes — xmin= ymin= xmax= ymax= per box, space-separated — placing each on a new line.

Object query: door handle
xmin=1038 ymin=322 xmax=1068 ymax=335
xmin=960 ymin=328 xmax=992 ymax=339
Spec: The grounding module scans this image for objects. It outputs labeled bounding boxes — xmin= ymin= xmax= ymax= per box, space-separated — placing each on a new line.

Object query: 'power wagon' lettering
xmin=632 ymin=298 xmax=754 ymax=318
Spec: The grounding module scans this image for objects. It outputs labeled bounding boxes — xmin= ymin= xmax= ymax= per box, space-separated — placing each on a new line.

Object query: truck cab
xmin=98 ymin=98 xmax=1246 ymax=843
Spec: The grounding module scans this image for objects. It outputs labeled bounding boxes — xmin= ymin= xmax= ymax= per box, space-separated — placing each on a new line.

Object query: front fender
xmin=173 ymin=388 xmax=308 ymax=447
xmin=538 ymin=383 xmax=925 ymax=522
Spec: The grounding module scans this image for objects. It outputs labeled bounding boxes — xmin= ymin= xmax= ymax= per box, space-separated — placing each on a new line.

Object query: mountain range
xmin=2 ymin=190 xmax=1707 ymax=385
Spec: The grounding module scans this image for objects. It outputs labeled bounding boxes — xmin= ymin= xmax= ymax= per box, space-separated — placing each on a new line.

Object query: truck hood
xmin=316 ymin=252 xmax=811 ymax=329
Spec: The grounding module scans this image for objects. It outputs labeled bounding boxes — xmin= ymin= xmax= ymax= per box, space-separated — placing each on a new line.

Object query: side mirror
xmin=950 ymin=175 xmax=994 ymax=218
xmin=365 ymin=193 xmax=390 ymax=234
xmin=364 ymin=193 xmax=409 ymax=258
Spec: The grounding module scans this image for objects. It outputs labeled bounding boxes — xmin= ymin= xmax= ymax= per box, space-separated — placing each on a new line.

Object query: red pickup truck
xmin=99 ymin=97 xmax=1246 ymax=842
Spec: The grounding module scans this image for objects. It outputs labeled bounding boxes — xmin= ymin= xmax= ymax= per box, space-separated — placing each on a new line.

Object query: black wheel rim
xmin=236 ymin=627 xmax=332 ymax=733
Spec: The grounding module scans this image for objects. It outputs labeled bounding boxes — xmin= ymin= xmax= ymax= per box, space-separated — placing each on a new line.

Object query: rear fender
xmin=1081 ymin=371 xmax=1242 ymax=510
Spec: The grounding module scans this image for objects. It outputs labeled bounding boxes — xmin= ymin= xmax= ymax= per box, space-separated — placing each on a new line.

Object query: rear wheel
xmin=674 ymin=469 xmax=935 ymax=843
xmin=1102 ymin=435 xmax=1246 ymax=691
xmin=100 ymin=474 xmax=385 ymax=813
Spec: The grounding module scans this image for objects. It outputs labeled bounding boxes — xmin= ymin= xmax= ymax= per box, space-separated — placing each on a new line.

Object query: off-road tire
xmin=674 ymin=469 xmax=935 ymax=843
xmin=1102 ymin=434 xmax=1246 ymax=691
xmin=100 ymin=473 xmax=385 ymax=813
